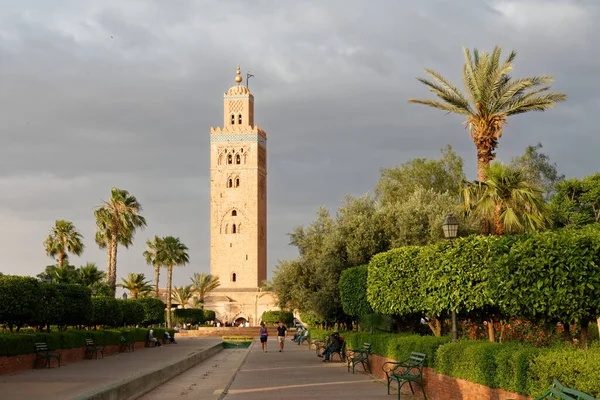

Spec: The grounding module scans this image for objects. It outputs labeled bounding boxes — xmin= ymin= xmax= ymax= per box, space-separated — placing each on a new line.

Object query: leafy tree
xmin=143 ymin=236 xmax=164 ymax=297
xmin=120 ymin=299 xmax=145 ymax=326
xmin=117 ymin=273 xmax=153 ymax=299
xmin=76 ymin=263 xmax=106 ymax=287
xmin=261 ymin=310 xmax=294 ymax=325
xmin=0 ymin=276 xmax=40 ymax=331
xmin=510 ymin=142 xmax=564 ymax=199
xmin=462 ymin=162 xmax=549 ymax=235
xmin=91 ymin=296 xmax=123 ymax=327
xmin=409 ymin=46 xmax=566 ymax=181
xmin=190 ymin=273 xmax=220 ymax=308
xmin=339 ymin=265 xmax=373 ymax=319
xmin=156 ymin=236 xmax=190 ymax=328
xmin=94 ymin=187 xmax=147 ymax=294
xmin=490 ymin=226 xmax=600 ymax=347
xmin=136 ymin=297 xmax=165 ymax=325
xmin=551 ymin=173 xmax=600 ymax=228
xmin=381 ymin=187 xmax=468 ymax=248
xmin=43 ymin=220 xmax=85 ymax=268
xmin=375 ymin=145 xmax=464 ymax=205
xmin=172 ymin=285 xmax=194 ymax=308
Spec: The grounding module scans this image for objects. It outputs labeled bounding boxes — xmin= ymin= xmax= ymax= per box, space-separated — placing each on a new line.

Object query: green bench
xmin=383 ymin=352 xmax=427 ymax=400
xmin=312 ymin=336 xmax=328 ymax=355
xmin=297 ymin=330 xmax=310 ymax=346
xmin=347 ymin=343 xmax=371 ymax=374
xmin=85 ymin=338 xmax=104 ymax=359
xmin=35 ymin=342 xmax=61 ymax=369
xmin=330 ymin=339 xmax=347 ymax=362
xmin=534 ymin=380 xmax=598 ymax=400
xmin=120 ymin=336 xmax=134 ymax=352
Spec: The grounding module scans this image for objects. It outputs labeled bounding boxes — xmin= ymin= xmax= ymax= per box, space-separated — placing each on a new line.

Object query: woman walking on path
xmin=259 ymin=322 xmax=268 ymax=352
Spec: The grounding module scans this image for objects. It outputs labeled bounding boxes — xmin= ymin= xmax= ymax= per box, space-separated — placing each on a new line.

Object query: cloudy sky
xmin=1 ymin=0 xmax=598 ymax=290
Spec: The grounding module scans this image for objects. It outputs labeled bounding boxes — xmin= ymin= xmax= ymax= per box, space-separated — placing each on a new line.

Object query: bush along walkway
xmin=309 ymin=330 xmax=600 ymax=399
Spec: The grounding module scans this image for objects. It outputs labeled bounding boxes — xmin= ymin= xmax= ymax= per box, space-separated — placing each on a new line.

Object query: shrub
xmin=261 ymin=310 xmax=294 ymax=325
xmin=91 ymin=297 xmax=123 ymax=328
xmin=174 ymin=309 xmax=205 ymax=324
xmin=55 ymin=284 xmax=93 ymax=327
xmin=120 ymin=299 xmax=145 ymax=326
xmin=339 ymin=265 xmax=373 ymax=318
xmin=203 ymin=309 xmax=216 ymax=321
xmin=136 ymin=297 xmax=165 ymax=325
xmin=0 ymin=276 xmax=40 ymax=331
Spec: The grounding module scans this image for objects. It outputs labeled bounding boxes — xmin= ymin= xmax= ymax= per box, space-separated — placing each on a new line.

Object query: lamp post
xmin=441 ymin=213 xmax=459 ymax=342
xmin=91 ymin=286 xmax=98 ymax=296
xmin=122 ymin=293 xmax=128 ymax=300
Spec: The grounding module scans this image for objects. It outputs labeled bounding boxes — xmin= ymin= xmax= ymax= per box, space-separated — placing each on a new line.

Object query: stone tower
xmin=209 ymin=65 xmax=267 ymax=290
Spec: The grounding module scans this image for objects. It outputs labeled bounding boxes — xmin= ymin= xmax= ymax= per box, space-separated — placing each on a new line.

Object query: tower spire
xmin=235 ymin=64 xmax=242 ymax=84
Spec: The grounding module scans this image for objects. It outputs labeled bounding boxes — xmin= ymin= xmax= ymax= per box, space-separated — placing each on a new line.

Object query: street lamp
xmin=122 ymin=293 xmax=128 ymax=300
xmin=441 ymin=213 xmax=459 ymax=343
xmin=91 ymin=286 xmax=98 ymax=296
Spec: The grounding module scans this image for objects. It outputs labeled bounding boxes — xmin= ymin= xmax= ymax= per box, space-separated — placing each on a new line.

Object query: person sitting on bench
xmin=292 ymin=327 xmax=305 ymax=343
xmin=164 ymin=330 xmax=176 ymax=344
xmin=318 ymin=331 xmax=341 ymax=362
xmin=148 ymin=329 xmax=161 ymax=346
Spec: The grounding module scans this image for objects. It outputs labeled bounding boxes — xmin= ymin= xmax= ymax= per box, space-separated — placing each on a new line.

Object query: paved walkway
xmin=0 ymin=337 xmax=220 ymax=400
xmin=222 ymin=339 xmax=420 ymax=400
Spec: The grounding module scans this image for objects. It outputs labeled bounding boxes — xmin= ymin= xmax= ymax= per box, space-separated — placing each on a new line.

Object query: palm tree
xmin=95 ymin=188 xmax=146 ymax=293
xmin=190 ymin=273 xmax=220 ymax=309
xmin=409 ymin=46 xmax=566 ymax=182
xmin=76 ymin=263 xmax=106 ymax=287
xmin=117 ymin=273 xmax=153 ymax=299
xmin=156 ymin=236 xmax=190 ymax=328
xmin=462 ymin=162 xmax=549 ymax=236
xmin=43 ymin=220 xmax=85 ymax=268
xmin=143 ymin=236 xmax=164 ymax=297
xmin=52 ymin=263 xmax=77 ymax=284
xmin=172 ymin=285 xmax=194 ymax=308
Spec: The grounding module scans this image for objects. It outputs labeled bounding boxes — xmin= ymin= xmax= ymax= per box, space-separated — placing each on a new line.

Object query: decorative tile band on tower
xmin=210 ymin=133 xmax=267 ymax=148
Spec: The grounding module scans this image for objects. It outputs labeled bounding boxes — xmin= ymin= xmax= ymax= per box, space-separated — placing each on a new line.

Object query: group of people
xmin=258 ymin=321 xmax=288 ymax=353
xmin=147 ymin=328 xmax=177 ymax=346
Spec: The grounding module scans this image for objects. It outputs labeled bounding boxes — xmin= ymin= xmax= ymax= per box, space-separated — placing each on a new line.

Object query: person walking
xmin=277 ymin=321 xmax=287 ymax=352
xmin=259 ymin=322 xmax=269 ymax=352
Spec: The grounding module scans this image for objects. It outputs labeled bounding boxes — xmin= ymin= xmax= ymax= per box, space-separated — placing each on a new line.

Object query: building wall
xmin=203 ymin=290 xmax=277 ymax=326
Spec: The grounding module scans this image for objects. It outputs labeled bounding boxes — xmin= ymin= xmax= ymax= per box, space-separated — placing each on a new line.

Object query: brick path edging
xmin=0 ymin=341 xmax=146 ymax=375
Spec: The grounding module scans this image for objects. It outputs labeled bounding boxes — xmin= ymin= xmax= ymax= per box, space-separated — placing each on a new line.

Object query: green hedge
xmin=91 ymin=297 xmax=123 ymax=327
xmin=120 ymin=299 xmax=146 ymax=326
xmin=174 ymin=309 xmax=205 ymax=324
xmin=203 ymin=310 xmax=216 ymax=321
xmin=137 ymin=297 xmax=166 ymax=325
xmin=0 ymin=328 xmax=169 ymax=356
xmin=261 ymin=310 xmax=294 ymax=325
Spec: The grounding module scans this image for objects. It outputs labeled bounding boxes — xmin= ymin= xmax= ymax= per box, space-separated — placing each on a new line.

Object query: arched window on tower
xmin=232 ymin=273 xmax=237 ymax=282
xmin=231 ymin=114 xmax=235 ymax=125
xmin=232 ymin=224 xmax=237 ymax=234
xmin=227 ymin=179 xmax=233 ymax=188
xmin=232 ymin=210 xmax=237 ymax=216
xmin=235 ymin=178 xmax=240 ymax=187
xmin=238 ymin=114 xmax=242 ymax=124
xmin=227 ymin=154 xmax=232 ymax=164
xmin=235 ymin=154 xmax=241 ymax=164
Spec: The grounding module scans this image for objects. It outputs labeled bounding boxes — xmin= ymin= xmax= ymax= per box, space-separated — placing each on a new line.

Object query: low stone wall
xmin=176 ymin=327 xmax=261 ymax=337
xmin=0 ymin=341 xmax=146 ymax=376
xmin=364 ymin=353 xmax=532 ymax=400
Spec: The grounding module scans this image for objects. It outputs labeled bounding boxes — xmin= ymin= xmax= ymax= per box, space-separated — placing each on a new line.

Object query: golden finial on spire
xmin=235 ymin=64 xmax=243 ymax=83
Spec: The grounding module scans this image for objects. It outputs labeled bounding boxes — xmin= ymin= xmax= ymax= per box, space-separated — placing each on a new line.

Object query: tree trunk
xmin=154 ymin=264 xmax=160 ymax=297
xmin=105 ymin=245 xmax=112 ymax=287
xmin=57 ymin=251 xmax=65 ymax=268
xmin=487 ymin=318 xmax=495 ymax=342
xmin=427 ymin=317 xmax=442 ymax=337
xmin=580 ymin=319 xmax=589 ymax=349
xmin=562 ymin=323 xmax=572 ymax=343
xmin=167 ymin=265 xmax=173 ymax=328
xmin=109 ymin=235 xmax=118 ymax=294
xmin=493 ymin=204 xmax=504 ymax=236
xmin=131 ymin=291 xmax=137 ymax=300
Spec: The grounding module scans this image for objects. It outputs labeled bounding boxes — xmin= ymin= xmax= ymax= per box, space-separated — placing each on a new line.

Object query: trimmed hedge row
xmin=311 ymin=330 xmax=600 ymax=398
xmin=0 ymin=328 xmax=175 ymax=357
xmin=172 ymin=309 xmax=216 ymax=324
xmin=261 ymin=310 xmax=294 ymax=325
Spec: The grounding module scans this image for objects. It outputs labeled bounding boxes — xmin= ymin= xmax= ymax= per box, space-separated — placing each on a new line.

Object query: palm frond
xmin=407 ymin=98 xmax=471 ymax=115
xmin=504 ymin=92 xmax=567 ymax=115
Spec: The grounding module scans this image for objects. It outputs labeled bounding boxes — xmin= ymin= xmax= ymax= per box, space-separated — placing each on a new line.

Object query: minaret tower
xmin=210 ymin=65 xmax=267 ymax=290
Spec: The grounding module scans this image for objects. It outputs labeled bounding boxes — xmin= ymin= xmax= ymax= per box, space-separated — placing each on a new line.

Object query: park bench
xmin=534 ymin=379 xmax=597 ymax=400
xmin=35 ymin=342 xmax=61 ymax=369
xmin=330 ymin=339 xmax=347 ymax=362
xmin=347 ymin=343 xmax=371 ymax=374
xmin=298 ymin=330 xmax=310 ymax=346
xmin=313 ymin=336 xmax=330 ymax=355
xmin=383 ymin=352 xmax=427 ymax=400
xmin=85 ymin=338 xmax=104 ymax=359
xmin=120 ymin=336 xmax=134 ymax=352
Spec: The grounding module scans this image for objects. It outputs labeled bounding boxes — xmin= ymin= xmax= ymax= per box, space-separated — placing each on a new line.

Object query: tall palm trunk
xmin=154 ymin=264 xmax=160 ymax=297
xmin=167 ymin=265 xmax=173 ymax=328
xmin=109 ymin=236 xmax=118 ymax=294
xmin=131 ymin=291 xmax=138 ymax=300
xmin=493 ymin=204 xmax=504 ymax=236
xmin=57 ymin=252 xmax=65 ymax=268
xmin=105 ymin=245 xmax=113 ymax=286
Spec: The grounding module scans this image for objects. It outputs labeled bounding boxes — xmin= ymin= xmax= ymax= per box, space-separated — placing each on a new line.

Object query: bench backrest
xmin=120 ymin=336 xmax=126 ymax=341
xmin=363 ymin=343 xmax=372 ymax=353
xmin=550 ymin=380 xmax=596 ymax=400
xmin=35 ymin=342 xmax=49 ymax=352
xmin=85 ymin=339 xmax=94 ymax=345
xmin=303 ymin=330 xmax=310 ymax=337
xmin=408 ymin=352 xmax=426 ymax=365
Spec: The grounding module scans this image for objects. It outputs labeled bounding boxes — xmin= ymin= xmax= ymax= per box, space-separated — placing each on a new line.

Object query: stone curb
xmin=72 ymin=342 xmax=224 ymax=400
